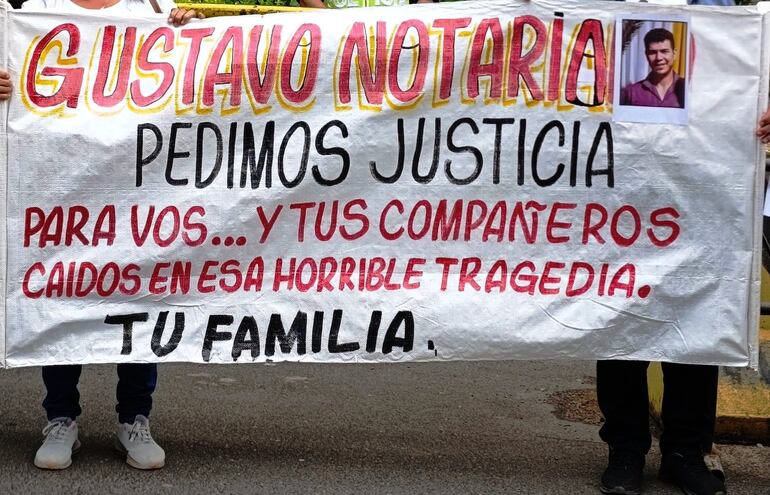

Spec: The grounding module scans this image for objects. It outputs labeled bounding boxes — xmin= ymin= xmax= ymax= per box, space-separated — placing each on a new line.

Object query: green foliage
xmin=184 ymin=0 xmax=295 ymax=5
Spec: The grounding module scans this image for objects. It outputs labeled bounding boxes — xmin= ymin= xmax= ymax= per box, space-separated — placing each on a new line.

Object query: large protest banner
xmin=0 ymin=0 xmax=766 ymax=367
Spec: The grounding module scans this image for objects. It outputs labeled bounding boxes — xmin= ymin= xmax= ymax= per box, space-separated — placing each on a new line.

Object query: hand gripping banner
xmin=0 ymin=0 xmax=766 ymax=367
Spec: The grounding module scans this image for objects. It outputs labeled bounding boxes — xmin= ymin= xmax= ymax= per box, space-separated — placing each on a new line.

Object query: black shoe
xmin=600 ymin=448 xmax=645 ymax=495
xmin=659 ymin=452 xmax=727 ymax=495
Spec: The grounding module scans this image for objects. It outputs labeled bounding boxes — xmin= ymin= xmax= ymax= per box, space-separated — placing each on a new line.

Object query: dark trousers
xmin=42 ymin=364 xmax=157 ymax=424
xmin=596 ymin=360 xmax=718 ymax=456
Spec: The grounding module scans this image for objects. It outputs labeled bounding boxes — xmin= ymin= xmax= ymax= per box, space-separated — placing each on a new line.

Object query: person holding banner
xmin=0 ymin=0 xmax=203 ymax=472
xmin=600 ymin=4 xmax=730 ymax=495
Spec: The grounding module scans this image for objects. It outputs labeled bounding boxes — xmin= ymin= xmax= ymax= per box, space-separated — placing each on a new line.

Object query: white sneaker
xmin=34 ymin=418 xmax=80 ymax=470
xmin=115 ymin=415 xmax=165 ymax=470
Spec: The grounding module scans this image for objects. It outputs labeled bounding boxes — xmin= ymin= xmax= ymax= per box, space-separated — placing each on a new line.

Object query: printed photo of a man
xmin=621 ymin=27 xmax=685 ymax=108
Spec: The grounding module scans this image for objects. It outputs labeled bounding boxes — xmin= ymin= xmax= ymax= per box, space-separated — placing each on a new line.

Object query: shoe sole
xmin=660 ymin=471 xmax=726 ymax=495
xmin=113 ymin=438 xmax=165 ymax=470
xmin=680 ymin=489 xmax=725 ymax=495
xmin=599 ymin=485 xmax=641 ymax=495
xmin=33 ymin=440 xmax=81 ymax=470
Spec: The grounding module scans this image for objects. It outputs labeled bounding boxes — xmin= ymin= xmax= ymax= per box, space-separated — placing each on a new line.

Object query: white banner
xmin=0 ymin=0 xmax=765 ymax=367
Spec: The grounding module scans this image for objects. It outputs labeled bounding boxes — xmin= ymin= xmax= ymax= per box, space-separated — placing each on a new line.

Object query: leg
xmin=596 ymin=360 xmax=651 ymax=495
xmin=115 ymin=363 xmax=157 ymax=424
xmin=41 ymin=365 xmax=83 ymax=421
xmin=659 ymin=362 xmax=718 ymax=456
xmin=658 ymin=363 xmax=724 ymax=495
xmin=114 ymin=364 xmax=165 ymax=470
xmin=36 ymin=365 xmax=82 ymax=470
xmin=597 ymin=360 xmax=653 ymax=454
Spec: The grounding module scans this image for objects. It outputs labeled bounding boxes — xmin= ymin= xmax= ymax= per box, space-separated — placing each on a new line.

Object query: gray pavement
xmin=0 ymin=361 xmax=768 ymax=494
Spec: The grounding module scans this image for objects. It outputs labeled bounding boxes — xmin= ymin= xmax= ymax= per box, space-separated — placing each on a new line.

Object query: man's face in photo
xmin=645 ymin=39 xmax=676 ymax=77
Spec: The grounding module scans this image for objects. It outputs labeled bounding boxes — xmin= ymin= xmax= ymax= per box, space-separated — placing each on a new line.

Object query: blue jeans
xmin=42 ymin=364 xmax=157 ymax=424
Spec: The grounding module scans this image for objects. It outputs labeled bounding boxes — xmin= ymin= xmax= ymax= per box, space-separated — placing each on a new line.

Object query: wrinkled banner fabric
xmin=0 ymin=0 xmax=765 ymax=367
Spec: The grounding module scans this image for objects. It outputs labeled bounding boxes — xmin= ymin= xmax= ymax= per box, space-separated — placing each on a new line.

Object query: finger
xmin=175 ymin=9 xmax=189 ymax=25
xmin=173 ymin=8 xmax=186 ymax=25
xmin=197 ymin=11 xmax=206 ymax=18
xmin=169 ymin=8 xmax=185 ymax=26
xmin=169 ymin=8 xmax=181 ymax=25
xmin=180 ymin=9 xmax=196 ymax=25
xmin=756 ymin=124 xmax=770 ymax=137
xmin=759 ymin=111 xmax=770 ymax=126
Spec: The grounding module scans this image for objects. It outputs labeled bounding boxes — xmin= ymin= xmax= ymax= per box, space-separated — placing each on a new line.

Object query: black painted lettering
xmin=151 ymin=311 xmax=185 ymax=357
xmin=265 ymin=311 xmax=307 ymax=356
xmin=136 ymin=124 xmax=162 ymax=187
xmin=105 ymin=313 xmax=149 ymax=355
xmin=202 ymin=314 xmax=234 ymax=362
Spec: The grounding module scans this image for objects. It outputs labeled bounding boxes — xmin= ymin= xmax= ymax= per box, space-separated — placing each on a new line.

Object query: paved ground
xmin=0 ymin=361 xmax=768 ymax=494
